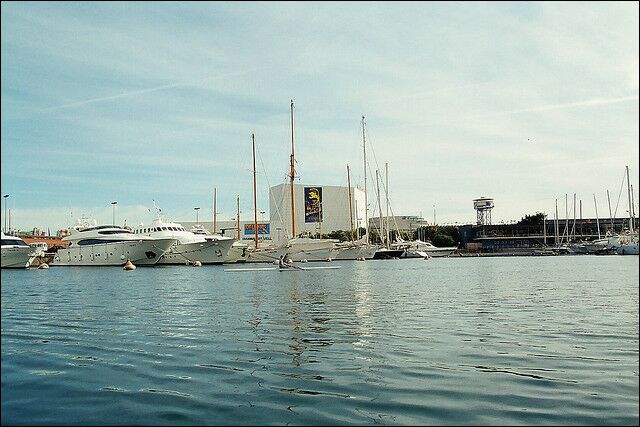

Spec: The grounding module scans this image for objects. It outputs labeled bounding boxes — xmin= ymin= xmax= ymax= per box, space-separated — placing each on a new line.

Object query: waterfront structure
xmin=458 ymin=217 xmax=638 ymax=253
xmin=268 ymin=183 xmax=366 ymax=245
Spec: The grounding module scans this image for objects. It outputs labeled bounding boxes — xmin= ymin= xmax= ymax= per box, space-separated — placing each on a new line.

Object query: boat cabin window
xmin=98 ymin=229 xmax=132 ymax=235
xmin=1 ymin=239 xmax=28 ymax=246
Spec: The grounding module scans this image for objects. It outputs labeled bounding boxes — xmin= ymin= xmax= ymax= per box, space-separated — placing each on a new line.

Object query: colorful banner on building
xmin=244 ymin=223 xmax=270 ymax=235
xmin=304 ymin=186 xmax=323 ymax=223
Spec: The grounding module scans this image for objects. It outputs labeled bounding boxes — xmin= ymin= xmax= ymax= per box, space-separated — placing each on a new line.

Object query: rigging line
xmin=613 ymin=168 xmax=626 ymax=221
xmin=256 ymin=144 xmax=288 ymax=238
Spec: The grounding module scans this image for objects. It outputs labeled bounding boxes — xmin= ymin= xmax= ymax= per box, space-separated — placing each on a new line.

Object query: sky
xmin=1 ymin=1 xmax=638 ymax=232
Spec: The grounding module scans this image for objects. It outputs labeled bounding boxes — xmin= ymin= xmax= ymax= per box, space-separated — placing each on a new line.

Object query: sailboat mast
xmin=554 ymin=199 xmax=560 ymax=248
xmin=631 ymin=184 xmax=638 ymax=229
xmin=252 ymin=133 xmax=259 ymax=248
xmin=626 ymin=165 xmax=633 ymax=233
xmin=289 ymin=100 xmax=296 ymax=238
xmin=236 ymin=195 xmax=240 ymax=241
xmin=362 ymin=115 xmax=369 ymax=244
xmin=571 ymin=193 xmax=576 ymax=240
xmin=376 ymin=169 xmax=384 ymax=247
xmin=385 ymin=162 xmax=390 ymax=246
xmin=347 ymin=164 xmax=355 ymax=242
xmin=607 ymin=189 xmax=613 ymax=233
xmin=213 ymin=187 xmax=217 ymax=234
xmin=594 ymin=194 xmax=601 ymax=239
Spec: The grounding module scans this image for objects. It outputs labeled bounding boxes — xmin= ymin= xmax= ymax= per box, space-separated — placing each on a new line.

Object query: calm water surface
xmin=2 ymin=256 xmax=638 ymax=425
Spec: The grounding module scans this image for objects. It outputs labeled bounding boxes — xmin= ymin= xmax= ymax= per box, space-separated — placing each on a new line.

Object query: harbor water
xmin=2 ymin=256 xmax=638 ymax=425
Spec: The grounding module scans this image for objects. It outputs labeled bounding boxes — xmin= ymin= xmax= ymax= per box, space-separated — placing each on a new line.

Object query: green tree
xmin=518 ymin=212 xmax=545 ymax=226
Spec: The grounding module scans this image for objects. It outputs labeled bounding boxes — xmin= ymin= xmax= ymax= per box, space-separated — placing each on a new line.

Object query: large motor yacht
xmin=134 ymin=215 xmax=235 ymax=265
xmin=53 ymin=218 xmax=177 ymax=266
xmin=392 ymin=238 xmax=457 ymax=258
xmin=1 ymin=232 xmax=35 ymax=268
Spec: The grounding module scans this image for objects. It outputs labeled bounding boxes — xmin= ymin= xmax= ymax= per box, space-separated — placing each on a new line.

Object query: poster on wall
xmin=244 ymin=223 xmax=270 ymax=235
xmin=304 ymin=186 xmax=322 ymax=223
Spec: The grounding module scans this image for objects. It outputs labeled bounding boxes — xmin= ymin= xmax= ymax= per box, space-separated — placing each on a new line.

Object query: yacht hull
xmin=333 ymin=244 xmax=378 ymax=260
xmin=157 ymin=238 xmax=234 ymax=265
xmin=53 ymin=238 xmax=176 ymax=266
xmin=1 ymin=246 xmax=34 ymax=268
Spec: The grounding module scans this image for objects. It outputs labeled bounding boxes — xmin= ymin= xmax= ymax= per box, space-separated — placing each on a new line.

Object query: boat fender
xmin=192 ymin=261 xmax=202 ymax=267
xmin=38 ymin=263 xmax=50 ymax=269
xmin=123 ymin=259 xmax=136 ymax=271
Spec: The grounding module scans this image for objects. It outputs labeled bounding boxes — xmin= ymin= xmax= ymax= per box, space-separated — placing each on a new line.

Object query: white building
xmin=269 ymin=183 xmax=367 ymax=245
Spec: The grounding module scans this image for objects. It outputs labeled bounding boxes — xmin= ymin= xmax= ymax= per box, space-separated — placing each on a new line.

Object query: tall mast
xmin=252 ymin=133 xmax=259 ymax=248
xmin=236 ymin=195 xmax=240 ymax=241
xmin=354 ymin=199 xmax=359 ymax=239
xmin=385 ymin=162 xmax=390 ymax=246
xmin=579 ymin=199 xmax=583 ymax=237
xmin=563 ymin=193 xmax=568 ymax=244
xmin=632 ymin=184 xmax=638 ymax=229
xmin=626 ymin=165 xmax=633 ymax=233
xmin=376 ymin=169 xmax=384 ymax=247
xmin=543 ymin=212 xmax=546 ymax=245
xmin=571 ymin=193 xmax=576 ymax=240
xmin=362 ymin=115 xmax=369 ymax=244
xmin=347 ymin=164 xmax=355 ymax=242
xmin=554 ymin=198 xmax=559 ymax=246
xmin=213 ymin=188 xmax=217 ymax=234
xmin=607 ymin=189 xmax=613 ymax=233
xmin=593 ymin=194 xmax=601 ymax=239
xmin=289 ymin=100 xmax=296 ymax=238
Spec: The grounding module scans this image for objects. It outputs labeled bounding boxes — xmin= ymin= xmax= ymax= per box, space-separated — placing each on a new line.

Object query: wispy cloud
xmin=41 ymin=69 xmax=261 ymax=112
xmin=474 ymin=95 xmax=640 ymax=119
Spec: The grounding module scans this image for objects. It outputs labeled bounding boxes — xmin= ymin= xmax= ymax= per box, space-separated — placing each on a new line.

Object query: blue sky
xmin=1 ymin=1 xmax=638 ymax=231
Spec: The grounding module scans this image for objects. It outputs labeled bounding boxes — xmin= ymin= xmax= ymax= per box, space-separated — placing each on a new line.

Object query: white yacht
xmin=1 ymin=232 xmax=36 ymax=268
xmin=393 ymin=238 xmax=457 ymax=258
xmin=225 ymin=241 xmax=250 ymax=263
xmin=134 ymin=216 xmax=235 ymax=265
xmin=53 ymin=218 xmax=177 ymax=266
xmin=245 ymin=237 xmax=338 ymax=263
xmin=616 ymin=231 xmax=639 ymax=255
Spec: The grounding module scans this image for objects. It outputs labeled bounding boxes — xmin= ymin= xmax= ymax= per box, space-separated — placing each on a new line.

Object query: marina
xmin=1 ymin=2 xmax=638 ymax=426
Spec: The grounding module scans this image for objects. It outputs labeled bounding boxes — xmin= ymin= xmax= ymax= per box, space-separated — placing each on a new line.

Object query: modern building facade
xmin=268 ymin=183 xmax=367 ymax=245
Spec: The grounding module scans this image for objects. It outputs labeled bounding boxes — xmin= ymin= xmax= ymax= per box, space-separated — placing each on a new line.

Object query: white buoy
xmin=192 ymin=260 xmax=202 ymax=267
xmin=123 ymin=259 xmax=136 ymax=270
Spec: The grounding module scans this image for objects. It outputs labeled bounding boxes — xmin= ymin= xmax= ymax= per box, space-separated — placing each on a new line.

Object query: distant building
xmin=369 ymin=215 xmax=430 ymax=233
xmin=459 ymin=217 xmax=635 ymax=252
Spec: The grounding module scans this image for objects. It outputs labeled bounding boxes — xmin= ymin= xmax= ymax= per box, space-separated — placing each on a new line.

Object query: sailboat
xmin=371 ymin=160 xmax=403 ymax=259
xmin=245 ymin=101 xmax=337 ymax=263
xmin=333 ymin=163 xmax=378 ymax=260
xmin=616 ymin=165 xmax=639 ymax=255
